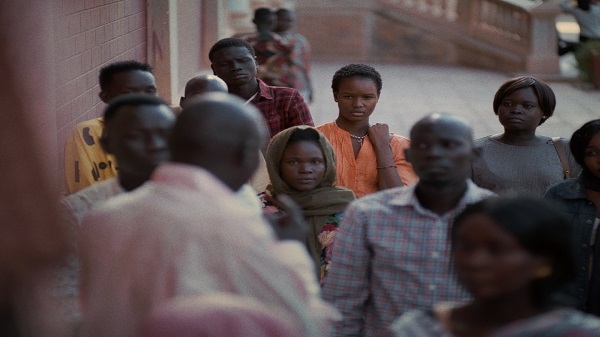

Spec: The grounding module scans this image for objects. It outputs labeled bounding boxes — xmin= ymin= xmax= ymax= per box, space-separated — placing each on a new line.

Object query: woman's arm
xmin=368 ymin=123 xmax=404 ymax=190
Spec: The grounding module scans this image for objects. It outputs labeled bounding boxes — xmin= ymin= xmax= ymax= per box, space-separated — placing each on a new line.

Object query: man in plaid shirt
xmin=322 ymin=113 xmax=496 ymax=337
xmin=209 ymin=37 xmax=314 ymax=139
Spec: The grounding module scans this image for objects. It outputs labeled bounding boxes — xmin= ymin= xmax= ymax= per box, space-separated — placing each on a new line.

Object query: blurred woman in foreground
xmin=391 ymin=197 xmax=600 ymax=336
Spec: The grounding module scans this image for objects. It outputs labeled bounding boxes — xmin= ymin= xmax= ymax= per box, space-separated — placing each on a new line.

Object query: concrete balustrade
xmin=296 ymin=0 xmax=563 ymax=77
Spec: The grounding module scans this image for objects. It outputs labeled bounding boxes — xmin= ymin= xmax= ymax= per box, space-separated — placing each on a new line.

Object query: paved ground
xmin=308 ymin=62 xmax=600 ymax=140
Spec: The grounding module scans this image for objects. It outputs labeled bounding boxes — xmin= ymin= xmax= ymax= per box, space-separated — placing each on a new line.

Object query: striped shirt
xmin=322 ymin=180 xmax=495 ymax=337
xmin=250 ymin=79 xmax=314 ymax=138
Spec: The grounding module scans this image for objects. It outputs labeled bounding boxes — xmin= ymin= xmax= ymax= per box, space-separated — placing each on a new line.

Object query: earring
xmin=534 ymin=266 xmax=552 ymax=278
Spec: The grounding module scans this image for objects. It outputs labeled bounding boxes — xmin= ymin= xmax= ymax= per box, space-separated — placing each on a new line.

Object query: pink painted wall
xmin=54 ymin=0 xmax=147 ymax=192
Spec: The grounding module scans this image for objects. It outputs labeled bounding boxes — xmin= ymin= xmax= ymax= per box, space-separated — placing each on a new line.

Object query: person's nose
xmin=230 ymin=61 xmax=243 ymax=71
xmin=510 ymin=104 xmax=523 ymax=114
xmin=352 ymin=97 xmax=364 ymax=108
xmin=146 ymin=133 xmax=168 ymax=151
xmin=299 ymin=163 xmax=314 ymax=174
xmin=424 ymin=144 xmax=443 ymax=158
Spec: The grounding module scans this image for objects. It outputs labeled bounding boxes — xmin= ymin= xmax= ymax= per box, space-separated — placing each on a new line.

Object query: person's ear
xmin=211 ymin=64 xmax=216 ymax=75
xmin=99 ymin=128 xmax=112 ymax=154
xmin=179 ymin=96 xmax=185 ymax=109
xmin=99 ymin=91 xmax=109 ymax=104
xmin=333 ymin=91 xmax=338 ymax=102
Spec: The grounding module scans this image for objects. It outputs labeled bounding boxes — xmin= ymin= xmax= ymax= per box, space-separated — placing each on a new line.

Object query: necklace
xmin=349 ymin=133 xmax=367 ymax=144
xmin=334 ymin=120 xmax=368 ymax=144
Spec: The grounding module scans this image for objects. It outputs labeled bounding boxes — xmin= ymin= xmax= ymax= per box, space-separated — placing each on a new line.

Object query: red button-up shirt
xmin=250 ymin=79 xmax=314 ymax=138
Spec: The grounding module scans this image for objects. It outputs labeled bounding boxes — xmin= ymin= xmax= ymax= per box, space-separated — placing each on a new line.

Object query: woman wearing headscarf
xmin=260 ymin=126 xmax=356 ymax=283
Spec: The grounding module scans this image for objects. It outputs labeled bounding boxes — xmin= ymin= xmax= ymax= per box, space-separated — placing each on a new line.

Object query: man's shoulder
xmin=71 ymin=118 xmax=103 ymax=132
xmin=351 ymin=186 xmax=412 ymax=208
xmin=81 ymin=182 xmax=155 ymax=225
xmin=62 ymin=178 xmax=121 ymax=211
xmin=67 ymin=118 xmax=104 ymax=142
xmin=466 ymin=181 xmax=497 ymax=201
xmin=265 ymin=83 xmax=301 ymax=97
xmin=256 ymin=81 xmax=305 ymax=107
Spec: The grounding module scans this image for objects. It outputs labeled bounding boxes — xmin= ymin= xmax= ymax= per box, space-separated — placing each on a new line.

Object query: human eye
xmin=443 ymin=140 xmax=461 ymax=149
xmin=502 ymin=101 xmax=512 ymax=107
xmin=415 ymin=142 xmax=428 ymax=150
xmin=343 ymin=95 xmax=353 ymax=100
xmin=585 ymin=148 xmax=599 ymax=157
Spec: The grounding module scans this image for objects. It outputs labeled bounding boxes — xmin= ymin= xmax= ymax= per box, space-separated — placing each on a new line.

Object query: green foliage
xmin=574 ymin=40 xmax=600 ymax=82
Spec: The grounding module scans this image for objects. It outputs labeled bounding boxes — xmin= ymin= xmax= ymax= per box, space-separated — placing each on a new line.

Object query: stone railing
xmin=297 ymin=0 xmax=563 ymax=76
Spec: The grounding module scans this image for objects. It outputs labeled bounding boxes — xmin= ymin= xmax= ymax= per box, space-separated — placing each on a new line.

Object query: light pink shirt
xmin=78 ymin=162 xmax=336 ymax=337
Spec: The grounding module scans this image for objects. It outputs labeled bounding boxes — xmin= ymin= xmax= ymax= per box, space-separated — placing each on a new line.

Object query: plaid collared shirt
xmin=322 ymin=180 xmax=496 ymax=337
xmin=250 ymin=79 xmax=314 ymax=138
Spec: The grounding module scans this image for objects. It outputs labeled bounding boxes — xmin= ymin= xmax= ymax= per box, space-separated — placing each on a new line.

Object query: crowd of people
xmin=11 ymin=6 xmax=597 ymax=337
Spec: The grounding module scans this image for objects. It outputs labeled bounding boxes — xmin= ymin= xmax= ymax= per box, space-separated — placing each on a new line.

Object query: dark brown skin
xmin=406 ymin=113 xmax=480 ymax=215
xmin=333 ymin=75 xmax=404 ymax=191
xmin=211 ymin=46 xmax=260 ymax=101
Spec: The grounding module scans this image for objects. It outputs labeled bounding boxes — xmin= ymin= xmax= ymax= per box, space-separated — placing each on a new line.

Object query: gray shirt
xmin=471 ymin=136 xmax=581 ymax=197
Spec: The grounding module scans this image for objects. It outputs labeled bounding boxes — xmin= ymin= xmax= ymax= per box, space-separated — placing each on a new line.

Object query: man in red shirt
xmin=208 ymin=37 xmax=314 ymax=139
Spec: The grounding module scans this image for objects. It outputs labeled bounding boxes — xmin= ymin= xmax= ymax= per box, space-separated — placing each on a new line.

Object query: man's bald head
xmin=406 ymin=112 xmax=479 ymax=187
xmin=410 ymin=112 xmax=473 ymax=141
xmin=171 ymin=92 xmax=267 ymax=191
xmin=180 ymin=75 xmax=228 ymax=109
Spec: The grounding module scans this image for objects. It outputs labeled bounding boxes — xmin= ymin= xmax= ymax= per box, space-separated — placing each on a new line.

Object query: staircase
xmin=296 ymin=0 xmax=564 ymax=78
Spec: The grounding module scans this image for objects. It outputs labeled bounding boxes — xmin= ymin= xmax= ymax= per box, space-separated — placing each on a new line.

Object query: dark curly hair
xmin=208 ymin=38 xmax=256 ymax=62
xmin=103 ymin=93 xmax=167 ymax=123
xmin=98 ymin=60 xmax=153 ymax=91
xmin=331 ymin=64 xmax=382 ymax=95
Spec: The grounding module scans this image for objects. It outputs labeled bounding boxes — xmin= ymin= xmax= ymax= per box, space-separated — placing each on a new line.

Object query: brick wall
xmin=54 ymin=0 xmax=147 ymax=192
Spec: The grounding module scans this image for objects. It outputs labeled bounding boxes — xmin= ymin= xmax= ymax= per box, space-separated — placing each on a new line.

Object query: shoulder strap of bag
xmin=552 ymin=137 xmax=571 ymax=179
